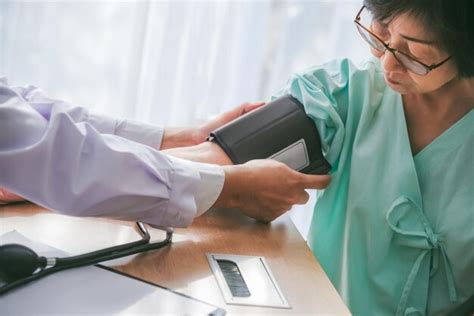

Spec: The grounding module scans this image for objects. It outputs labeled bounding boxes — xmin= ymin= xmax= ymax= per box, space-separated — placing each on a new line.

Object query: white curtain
xmin=0 ymin=0 xmax=368 ymax=238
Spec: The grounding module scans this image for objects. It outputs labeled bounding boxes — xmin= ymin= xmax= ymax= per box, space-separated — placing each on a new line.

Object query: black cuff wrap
xmin=208 ymin=95 xmax=331 ymax=175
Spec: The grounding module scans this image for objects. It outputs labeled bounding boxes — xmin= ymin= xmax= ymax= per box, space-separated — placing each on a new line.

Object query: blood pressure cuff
xmin=208 ymin=95 xmax=331 ymax=174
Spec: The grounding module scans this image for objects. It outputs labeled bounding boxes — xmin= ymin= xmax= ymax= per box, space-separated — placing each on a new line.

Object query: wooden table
xmin=0 ymin=202 xmax=350 ymax=315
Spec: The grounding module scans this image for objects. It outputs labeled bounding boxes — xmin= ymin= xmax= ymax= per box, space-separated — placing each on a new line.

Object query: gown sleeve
xmin=272 ymin=58 xmax=384 ymax=168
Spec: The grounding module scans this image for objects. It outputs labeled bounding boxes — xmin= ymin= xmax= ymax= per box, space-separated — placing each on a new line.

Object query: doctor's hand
xmin=160 ymin=101 xmax=265 ymax=150
xmin=0 ymin=188 xmax=24 ymax=205
xmin=213 ymin=160 xmax=331 ymax=223
xmin=195 ymin=101 xmax=265 ymax=142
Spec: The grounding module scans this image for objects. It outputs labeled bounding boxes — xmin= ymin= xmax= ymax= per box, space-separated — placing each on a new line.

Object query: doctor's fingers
xmin=241 ymin=101 xmax=265 ymax=114
xmin=254 ymin=205 xmax=291 ymax=223
xmin=0 ymin=187 xmax=24 ymax=204
xmin=294 ymin=190 xmax=310 ymax=205
xmin=270 ymin=189 xmax=308 ymax=209
xmin=297 ymin=174 xmax=331 ymax=190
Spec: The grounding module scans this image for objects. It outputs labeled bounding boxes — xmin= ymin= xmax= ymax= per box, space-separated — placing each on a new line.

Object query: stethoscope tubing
xmin=0 ymin=222 xmax=173 ymax=296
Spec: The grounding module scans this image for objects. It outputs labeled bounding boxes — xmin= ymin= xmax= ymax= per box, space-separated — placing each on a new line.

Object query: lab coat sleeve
xmin=0 ymin=80 xmax=224 ymax=227
xmin=273 ymin=58 xmax=382 ymax=167
xmin=11 ymin=82 xmax=165 ymax=150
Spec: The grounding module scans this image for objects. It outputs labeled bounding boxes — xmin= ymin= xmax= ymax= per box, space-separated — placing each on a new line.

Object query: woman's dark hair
xmin=364 ymin=0 xmax=474 ymax=77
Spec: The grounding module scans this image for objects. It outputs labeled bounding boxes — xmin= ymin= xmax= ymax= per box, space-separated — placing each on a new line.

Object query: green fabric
xmin=274 ymin=58 xmax=474 ymax=315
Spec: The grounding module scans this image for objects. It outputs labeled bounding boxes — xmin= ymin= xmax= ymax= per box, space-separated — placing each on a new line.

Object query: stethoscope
xmin=0 ymin=222 xmax=172 ymax=295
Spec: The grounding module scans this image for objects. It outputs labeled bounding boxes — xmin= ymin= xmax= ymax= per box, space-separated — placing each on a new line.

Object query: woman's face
xmin=370 ymin=13 xmax=457 ymax=95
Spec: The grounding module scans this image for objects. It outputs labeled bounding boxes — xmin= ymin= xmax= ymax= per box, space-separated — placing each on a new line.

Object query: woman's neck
xmin=402 ymin=76 xmax=473 ymax=155
xmin=405 ymin=76 xmax=474 ymax=117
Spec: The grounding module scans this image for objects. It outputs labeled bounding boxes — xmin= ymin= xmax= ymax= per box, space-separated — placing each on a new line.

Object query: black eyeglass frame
xmin=354 ymin=5 xmax=452 ymax=76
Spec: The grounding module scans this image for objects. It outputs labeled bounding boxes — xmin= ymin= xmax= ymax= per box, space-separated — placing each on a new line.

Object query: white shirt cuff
xmin=168 ymin=157 xmax=225 ymax=218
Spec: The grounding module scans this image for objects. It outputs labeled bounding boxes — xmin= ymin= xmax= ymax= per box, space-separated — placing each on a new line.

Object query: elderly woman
xmin=272 ymin=0 xmax=473 ymax=315
xmin=1 ymin=1 xmax=472 ymax=314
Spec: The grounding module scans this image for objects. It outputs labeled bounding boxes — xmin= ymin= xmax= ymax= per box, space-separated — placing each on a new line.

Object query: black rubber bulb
xmin=0 ymin=244 xmax=47 ymax=282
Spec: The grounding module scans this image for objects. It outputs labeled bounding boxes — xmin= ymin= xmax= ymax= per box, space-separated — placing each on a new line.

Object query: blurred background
xmin=0 ymin=0 xmax=368 ymax=238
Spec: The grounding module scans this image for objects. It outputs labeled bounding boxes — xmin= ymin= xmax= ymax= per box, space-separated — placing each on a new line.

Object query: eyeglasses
xmin=354 ymin=5 xmax=451 ymax=76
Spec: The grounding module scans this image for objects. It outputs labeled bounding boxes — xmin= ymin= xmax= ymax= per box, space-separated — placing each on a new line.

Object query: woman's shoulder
xmin=288 ymin=57 xmax=392 ymax=120
xmin=292 ymin=57 xmax=385 ymax=87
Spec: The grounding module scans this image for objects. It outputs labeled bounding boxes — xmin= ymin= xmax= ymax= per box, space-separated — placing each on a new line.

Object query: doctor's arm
xmin=0 ymin=83 xmax=329 ymax=224
xmin=1 ymin=83 xmax=263 ymax=204
xmin=12 ymin=83 xmax=265 ymax=151
xmin=160 ymin=101 xmax=265 ymax=150
xmin=0 ymin=83 xmax=224 ymax=227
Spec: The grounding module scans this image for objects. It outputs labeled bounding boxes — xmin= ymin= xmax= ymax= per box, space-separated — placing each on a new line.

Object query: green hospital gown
xmin=275 ymin=58 xmax=474 ymax=315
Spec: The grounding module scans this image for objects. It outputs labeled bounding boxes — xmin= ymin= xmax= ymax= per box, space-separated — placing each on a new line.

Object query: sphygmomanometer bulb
xmin=0 ymin=244 xmax=47 ymax=282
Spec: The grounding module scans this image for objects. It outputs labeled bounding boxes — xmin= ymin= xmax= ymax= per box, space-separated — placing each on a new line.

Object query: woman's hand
xmin=214 ymin=160 xmax=331 ymax=222
xmin=0 ymin=188 xmax=24 ymax=205
xmin=160 ymin=101 xmax=265 ymax=150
